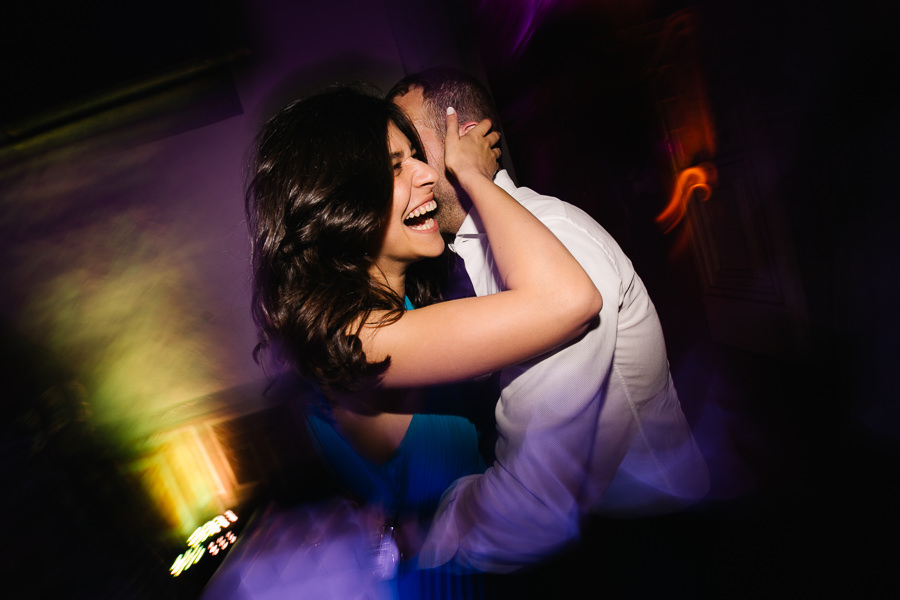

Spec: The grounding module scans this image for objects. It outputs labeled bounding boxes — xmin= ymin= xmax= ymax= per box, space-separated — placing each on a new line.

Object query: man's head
xmin=388 ymin=67 xmax=502 ymax=235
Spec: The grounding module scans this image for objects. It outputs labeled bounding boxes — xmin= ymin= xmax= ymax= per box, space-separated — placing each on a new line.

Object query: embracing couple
xmin=246 ymin=67 xmax=710 ymax=576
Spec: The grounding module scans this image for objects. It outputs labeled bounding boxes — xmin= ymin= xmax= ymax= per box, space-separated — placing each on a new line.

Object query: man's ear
xmin=459 ymin=121 xmax=479 ymax=136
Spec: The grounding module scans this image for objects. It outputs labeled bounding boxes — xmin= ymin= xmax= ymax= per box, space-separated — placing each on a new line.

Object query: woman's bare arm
xmin=362 ymin=108 xmax=602 ymax=388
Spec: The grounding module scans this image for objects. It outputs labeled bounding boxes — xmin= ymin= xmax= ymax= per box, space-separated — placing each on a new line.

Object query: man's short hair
xmin=387 ymin=66 xmax=502 ymax=141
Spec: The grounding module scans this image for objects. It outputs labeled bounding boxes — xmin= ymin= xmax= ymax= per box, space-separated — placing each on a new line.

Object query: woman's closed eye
xmin=392 ymin=150 xmax=420 ymax=176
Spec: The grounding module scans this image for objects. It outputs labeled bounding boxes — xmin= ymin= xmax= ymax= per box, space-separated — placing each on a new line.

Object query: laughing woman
xmin=245 ymin=84 xmax=601 ymax=580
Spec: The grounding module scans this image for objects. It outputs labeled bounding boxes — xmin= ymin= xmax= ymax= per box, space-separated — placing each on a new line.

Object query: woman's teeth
xmin=408 ymin=217 xmax=435 ymax=231
xmin=404 ymin=200 xmax=437 ymax=230
xmin=405 ymin=200 xmax=437 ymax=221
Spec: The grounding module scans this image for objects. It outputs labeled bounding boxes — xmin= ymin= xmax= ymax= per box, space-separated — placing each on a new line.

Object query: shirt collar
xmin=451 ymin=169 xmax=515 ymax=250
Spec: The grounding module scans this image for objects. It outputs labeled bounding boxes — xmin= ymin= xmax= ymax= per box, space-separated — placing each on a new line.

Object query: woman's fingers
xmin=445 ymin=106 xmax=459 ymax=142
xmin=468 ymin=118 xmax=493 ymax=137
xmin=445 ymin=113 xmax=500 ymax=179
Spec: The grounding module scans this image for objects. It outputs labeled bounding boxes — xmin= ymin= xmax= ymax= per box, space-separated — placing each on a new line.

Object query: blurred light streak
xmin=162 ymin=429 xmax=224 ymax=532
xmin=474 ymin=0 xmax=655 ymax=61
xmin=3 ymin=139 xmax=246 ymax=548
xmin=475 ymin=0 xmax=559 ymax=59
xmin=170 ymin=545 xmax=206 ymax=578
xmin=171 ymin=509 xmax=239 ymax=577
xmin=656 ymin=162 xmax=718 ymax=233
xmin=16 ymin=205 xmax=227 ymax=431
xmin=17 ymin=212 xmax=240 ymax=532
xmin=199 ymin=501 xmax=397 ymax=599
xmin=653 ymin=9 xmax=719 ymax=238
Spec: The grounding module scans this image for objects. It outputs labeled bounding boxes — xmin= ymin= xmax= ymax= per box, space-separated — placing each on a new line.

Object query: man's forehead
xmin=394 ymin=88 xmax=426 ymax=116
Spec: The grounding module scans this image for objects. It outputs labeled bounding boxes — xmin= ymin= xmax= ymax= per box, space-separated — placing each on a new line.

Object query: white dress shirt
xmin=418 ymin=171 xmax=710 ymax=572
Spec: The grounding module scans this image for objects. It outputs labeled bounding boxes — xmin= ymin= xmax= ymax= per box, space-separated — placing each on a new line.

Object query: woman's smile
xmin=376 ymin=122 xmax=445 ymax=267
xmin=404 ymin=199 xmax=438 ymax=231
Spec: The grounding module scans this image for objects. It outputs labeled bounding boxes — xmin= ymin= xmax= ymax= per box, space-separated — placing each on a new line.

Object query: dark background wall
xmin=463 ymin=1 xmax=899 ymax=597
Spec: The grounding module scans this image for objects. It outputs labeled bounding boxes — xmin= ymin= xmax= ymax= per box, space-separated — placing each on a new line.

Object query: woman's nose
xmin=413 ymin=159 xmax=438 ymax=188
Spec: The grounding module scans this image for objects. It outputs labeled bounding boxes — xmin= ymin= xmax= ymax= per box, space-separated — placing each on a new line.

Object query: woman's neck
xmin=370 ymin=261 xmax=406 ymax=299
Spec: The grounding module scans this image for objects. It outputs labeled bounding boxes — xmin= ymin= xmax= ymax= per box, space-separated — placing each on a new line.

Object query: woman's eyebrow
xmin=390 ymin=148 xmax=417 ymax=162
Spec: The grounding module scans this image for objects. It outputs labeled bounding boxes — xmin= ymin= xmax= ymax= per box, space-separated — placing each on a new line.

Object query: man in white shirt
xmin=389 ymin=67 xmax=710 ymax=573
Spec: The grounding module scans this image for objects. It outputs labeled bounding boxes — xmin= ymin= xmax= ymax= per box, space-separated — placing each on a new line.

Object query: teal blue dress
xmin=303 ymin=298 xmax=488 ymax=597
xmin=304 ymin=410 xmax=485 ymax=519
xmin=304 ymin=296 xmax=485 ymax=519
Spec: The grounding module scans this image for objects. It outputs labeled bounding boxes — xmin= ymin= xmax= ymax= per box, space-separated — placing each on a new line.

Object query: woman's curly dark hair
xmin=246 ymin=84 xmax=448 ymax=391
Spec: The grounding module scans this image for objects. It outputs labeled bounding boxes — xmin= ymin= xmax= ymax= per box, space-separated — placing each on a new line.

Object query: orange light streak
xmin=656 ymin=162 xmax=717 ymax=233
xmin=652 ymin=9 xmax=718 ymax=237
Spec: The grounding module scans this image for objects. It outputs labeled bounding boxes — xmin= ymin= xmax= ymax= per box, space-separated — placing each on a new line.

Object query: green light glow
xmin=19 ymin=207 xmax=228 ymax=433
xmin=5 ymin=133 xmax=252 ymax=555
xmin=170 ymin=545 xmax=205 ymax=577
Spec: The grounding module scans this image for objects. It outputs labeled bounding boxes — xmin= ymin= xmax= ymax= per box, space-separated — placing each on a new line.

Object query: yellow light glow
xmin=5 ymin=123 xmax=254 ymax=579
xmin=170 ymin=544 xmax=205 ymax=577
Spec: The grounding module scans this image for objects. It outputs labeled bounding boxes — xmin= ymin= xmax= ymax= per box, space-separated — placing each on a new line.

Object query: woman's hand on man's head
xmin=443 ymin=107 xmax=501 ymax=183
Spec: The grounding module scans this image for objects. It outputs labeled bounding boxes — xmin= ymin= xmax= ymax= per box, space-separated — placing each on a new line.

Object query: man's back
xmin=420 ymin=171 xmax=709 ymax=571
xmin=521 ymin=186 xmax=709 ymax=513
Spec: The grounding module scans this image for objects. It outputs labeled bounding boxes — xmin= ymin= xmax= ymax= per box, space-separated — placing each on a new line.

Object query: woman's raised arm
xmin=361 ymin=108 xmax=602 ymax=388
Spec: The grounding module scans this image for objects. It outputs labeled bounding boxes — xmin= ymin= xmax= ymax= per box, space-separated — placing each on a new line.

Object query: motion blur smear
xmin=3 ymin=0 xmax=899 ymax=597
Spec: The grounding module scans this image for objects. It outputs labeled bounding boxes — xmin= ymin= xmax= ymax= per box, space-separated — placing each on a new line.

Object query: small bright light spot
xmin=170 ymin=509 xmax=239 ymax=577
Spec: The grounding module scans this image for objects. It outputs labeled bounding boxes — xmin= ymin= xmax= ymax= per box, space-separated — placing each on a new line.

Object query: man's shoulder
xmin=512 ymin=186 xmax=614 ymax=243
xmin=499 ymin=177 xmax=637 ymax=277
xmin=484 ymin=171 xmax=629 ymax=259
xmin=496 ymin=173 xmax=583 ymax=222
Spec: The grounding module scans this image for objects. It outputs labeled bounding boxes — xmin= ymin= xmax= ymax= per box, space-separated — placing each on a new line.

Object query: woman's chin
xmin=416 ymin=240 xmax=445 ymax=260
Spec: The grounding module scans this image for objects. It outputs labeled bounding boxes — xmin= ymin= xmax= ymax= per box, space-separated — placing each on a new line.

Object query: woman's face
xmin=375 ymin=121 xmax=444 ymax=274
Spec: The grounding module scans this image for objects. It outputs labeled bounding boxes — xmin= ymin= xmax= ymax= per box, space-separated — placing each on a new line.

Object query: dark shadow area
xmin=454 ymin=0 xmax=900 ymax=596
xmin=0 ymin=321 xmax=192 ymax=598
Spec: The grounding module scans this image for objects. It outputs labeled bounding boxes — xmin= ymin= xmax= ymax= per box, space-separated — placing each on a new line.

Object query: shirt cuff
xmin=417 ymin=474 xmax=478 ymax=569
